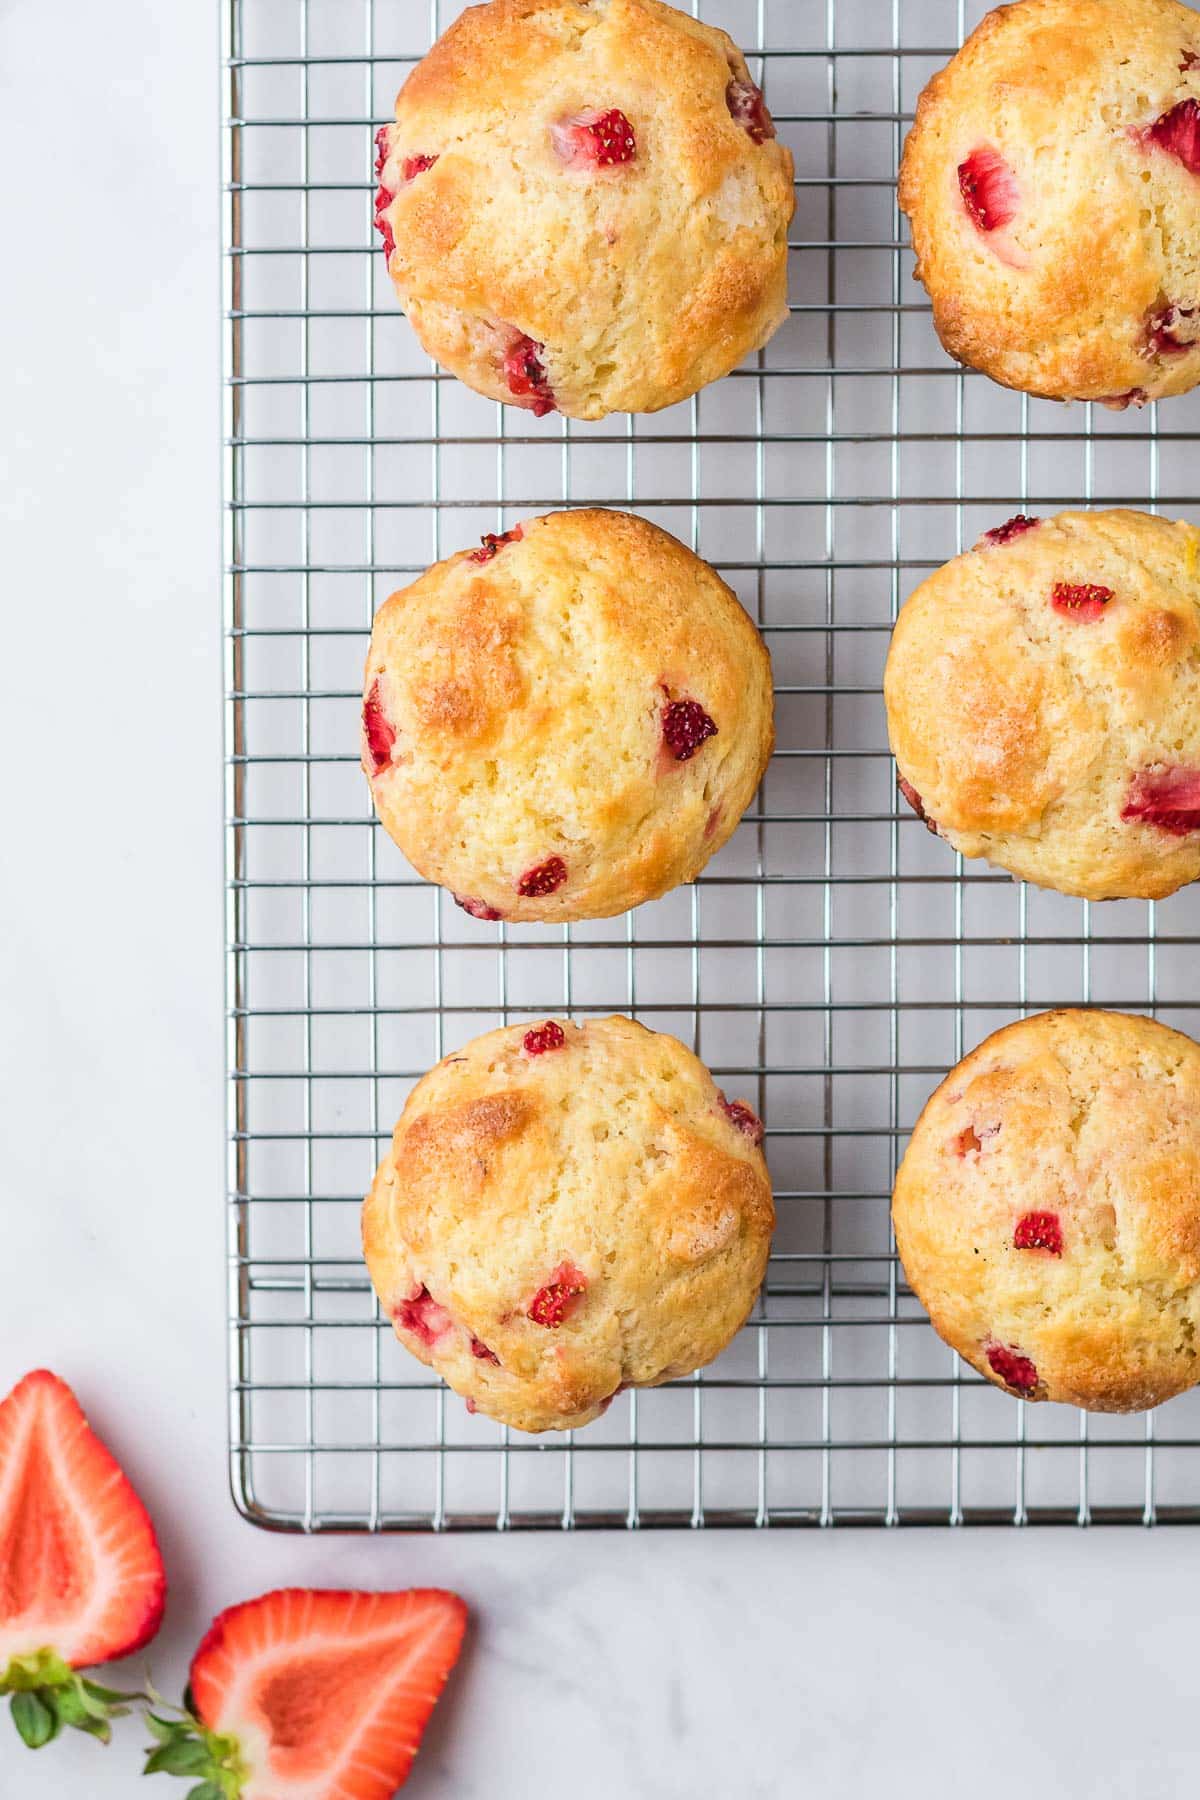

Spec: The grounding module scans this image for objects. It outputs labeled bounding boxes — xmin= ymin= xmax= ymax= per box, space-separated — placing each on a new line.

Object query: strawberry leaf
xmin=11 ymin=1689 xmax=58 ymax=1749
xmin=145 ymin=1738 xmax=215 ymax=1776
xmin=186 ymin=1786 xmax=228 ymax=1800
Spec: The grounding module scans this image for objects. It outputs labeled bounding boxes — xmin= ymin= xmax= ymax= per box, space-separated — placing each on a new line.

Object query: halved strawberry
xmin=144 ymin=1589 xmax=467 ymax=1798
xmin=0 ymin=1370 xmax=166 ymax=1747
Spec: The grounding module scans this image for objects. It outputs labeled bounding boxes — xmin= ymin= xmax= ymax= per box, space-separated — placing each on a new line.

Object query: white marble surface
xmin=2 ymin=0 xmax=1199 ymax=1794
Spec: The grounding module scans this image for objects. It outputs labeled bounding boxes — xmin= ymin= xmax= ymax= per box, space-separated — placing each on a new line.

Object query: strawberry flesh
xmin=1146 ymin=303 xmax=1200 ymax=356
xmin=1013 ymin=1210 xmax=1063 ymax=1255
xmin=470 ymin=1338 xmax=500 ymax=1365
xmin=394 ymin=1286 xmax=453 ymax=1348
xmin=363 ymin=680 xmax=396 ymax=775
xmin=980 ymin=513 xmax=1041 ymax=547
xmin=1050 ymin=581 xmax=1114 ymax=621
xmin=957 ymin=147 xmax=1019 ymax=232
xmin=528 ymin=1264 xmax=588 ymax=1328
xmin=663 ymin=697 xmax=718 ymax=761
xmin=524 ymin=1021 xmax=566 ymax=1055
xmin=402 ymin=153 xmax=438 ymax=182
xmin=986 ymin=1343 xmax=1039 ymax=1394
xmin=720 ymin=1095 xmax=765 ymax=1146
xmin=1121 ymin=766 xmax=1200 ymax=835
xmin=551 ymin=108 xmax=637 ymax=168
xmin=373 ymin=188 xmax=396 ymax=260
xmin=1143 ymin=98 xmax=1200 ymax=175
xmin=188 ymin=1588 xmax=467 ymax=1800
xmin=898 ymin=776 xmax=941 ymax=837
xmin=0 ymin=1370 xmax=165 ymax=1672
xmin=517 ymin=856 xmax=568 ymax=898
xmin=726 ymin=77 xmax=776 ymax=143
xmin=503 ymin=336 xmax=557 ymax=417
xmin=470 ymin=525 xmax=523 ymax=564
xmin=454 ymin=893 xmax=503 ymax=922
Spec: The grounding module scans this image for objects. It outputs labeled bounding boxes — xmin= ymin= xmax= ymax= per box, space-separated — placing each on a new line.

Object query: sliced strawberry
xmin=527 ymin=1264 xmax=587 ymax=1328
xmin=402 ymin=153 xmax=438 ymax=183
xmin=550 ymin=109 xmax=637 ymax=168
xmin=726 ymin=77 xmax=776 ymax=144
xmin=363 ymin=679 xmax=396 ymax=776
xmin=662 ymin=697 xmax=718 ymax=762
xmin=719 ymin=1095 xmax=765 ymax=1146
xmin=523 ymin=1021 xmax=566 ymax=1055
xmin=957 ymin=147 xmax=1019 ymax=232
xmin=1050 ymin=581 xmax=1114 ymax=621
xmin=155 ymin=1588 xmax=466 ymax=1800
xmin=517 ymin=856 xmax=567 ymax=898
xmin=979 ymin=513 xmax=1041 ymax=548
xmin=0 ymin=1371 xmax=165 ymax=1747
xmin=469 ymin=525 xmax=523 ymax=564
xmin=1013 ymin=1210 xmax=1063 ymax=1255
xmin=1121 ymin=766 xmax=1200 ymax=835
xmin=1146 ymin=302 xmax=1200 ymax=356
xmin=453 ymin=893 xmax=504 ymax=922
xmin=503 ymin=335 xmax=556 ymax=417
xmin=1143 ymin=97 xmax=1200 ymax=175
xmin=986 ymin=1343 xmax=1039 ymax=1395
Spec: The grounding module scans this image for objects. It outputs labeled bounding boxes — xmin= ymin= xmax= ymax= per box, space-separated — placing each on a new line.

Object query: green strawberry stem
xmin=1 ymin=1648 xmax=145 ymax=1748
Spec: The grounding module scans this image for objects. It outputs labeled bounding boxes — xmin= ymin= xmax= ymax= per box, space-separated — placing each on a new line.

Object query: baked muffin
xmin=893 ymin=1009 xmax=1200 ymax=1412
xmin=362 ymin=508 xmax=774 ymax=923
xmin=899 ymin=0 xmax=1200 ymax=407
xmin=885 ymin=508 xmax=1200 ymax=900
xmin=362 ymin=1015 xmax=774 ymax=1433
xmin=373 ymin=0 xmax=794 ymax=420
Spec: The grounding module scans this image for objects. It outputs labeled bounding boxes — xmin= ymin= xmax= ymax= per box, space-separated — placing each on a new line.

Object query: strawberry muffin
xmin=373 ymin=0 xmax=794 ymax=420
xmin=899 ymin=0 xmax=1200 ymax=407
xmin=362 ymin=508 xmax=774 ymax=923
xmin=362 ymin=1016 xmax=774 ymax=1433
xmin=893 ymin=1009 xmax=1200 ymax=1411
xmin=885 ymin=509 xmax=1200 ymax=900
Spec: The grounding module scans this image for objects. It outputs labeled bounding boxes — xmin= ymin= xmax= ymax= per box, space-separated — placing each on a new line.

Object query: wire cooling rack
xmin=224 ymin=0 xmax=1200 ymax=1530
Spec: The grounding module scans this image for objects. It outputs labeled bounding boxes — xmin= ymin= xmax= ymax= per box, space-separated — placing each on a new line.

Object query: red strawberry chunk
xmin=374 ymin=125 xmax=391 ymax=179
xmin=1144 ymin=98 xmax=1200 ymax=175
xmin=1099 ymin=387 xmax=1150 ymax=409
xmin=394 ymin=1285 xmax=454 ymax=1348
xmin=527 ymin=1263 xmax=588 ymax=1328
xmin=720 ymin=1095 xmax=765 ymax=1146
xmin=1121 ymin=766 xmax=1200 ymax=835
xmin=957 ymin=147 xmax=1019 ymax=232
xmin=726 ymin=77 xmax=776 ymax=143
xmin=980 ymin=513 xmax=1041 ymax=547
xmin=551 ymin=108 xmax=637 ymax=168
xmin=517 ymin=856 xmax=567 ymax=898
xmin=0 ymin=1370 xmax=166 ymax=1672
xmin=1013 ymin=1210 xmax=1063 ymax=1255
xmin=470 ymin=1337 xmax=500 ymax=1365
xmin=363 ymin=679 xmax=396 ymax=775
xmin=503 ymin=335 xmax=557 ymax=417
xmin=188 ymin=1588 xmax=466 ymax=1800
xmin=898 ymin=775 xmax=941 ymax=837
xmin=986 ymin=1343 xmax=1039 ymax=1394
xmin=1050 ymin=581 xmax=1114 ymax=620
xmin=663 ymin=697 xmax=718 ymax=761
xmin=373 ymin=187 xmax=396 ymax=261
xmin=402 ymin=152 xmax=439 ymax=182
xmin=524 ymin=1021 xmax=566 ymax=1056
xmin=470 ymin=525 xmax=523 ymax=564
xmin=454 ymin=893 xmax=504 ymax=922
xmin=1183 ymin=49 xmax=1200 ymax=72
xmin=1146 ymin=303 xmax=1200 ymax=356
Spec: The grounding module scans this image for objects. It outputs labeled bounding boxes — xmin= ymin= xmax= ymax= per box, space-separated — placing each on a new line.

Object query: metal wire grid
xmin=224 ymin=0 xmax=1200 ymax=1531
